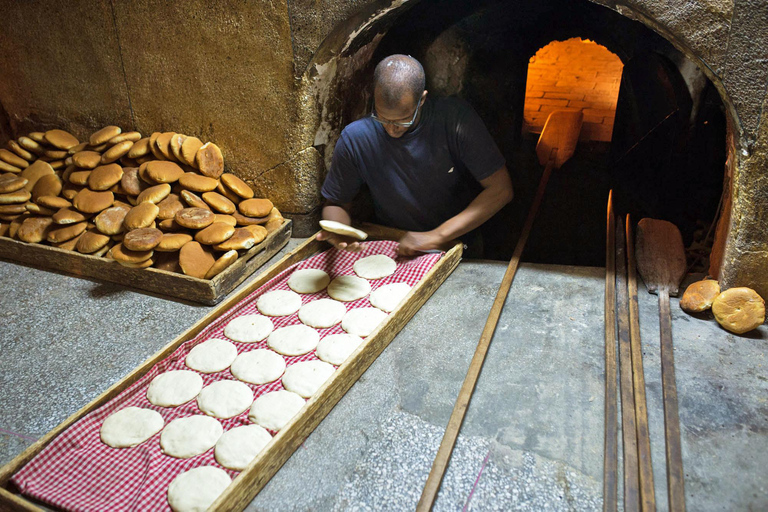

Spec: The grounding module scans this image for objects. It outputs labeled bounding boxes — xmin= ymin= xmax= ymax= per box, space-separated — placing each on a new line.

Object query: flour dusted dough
xmin=316 ymin=333 xmax=364 ymax=365
xmin=160 ymin=415 xmax=223 ymax=459
xmin=224 ymin=314 xmax=274 ymax=343
xmin=249 ymin=390 xmax=306 ymax=431
xmin=231 ymin=348 xmax=286 ymax=385
xmin=100 ymin=407 xmax=164 ymax=448
xmin=353 ymin=254 xmax=397 ymax=279
xmin=214 ymin=425 xmax=272 ymax=471
xmin=185 ymin=338 xmax=238 ymax=373
xmin=298 ymin=298 xmax=347 ymax=328
xmin=327 ymin=275 xmax=371 ymax=302
xmin=147 ymin=370 xmax=204 ymax=407
xmin=369 ymin=282 xmax=412 ymax=312
xmin=282 ymin=360 xmax=336 ymax=398
xmin=341 ymin=307 xmax=388 ymax=337
xmin=267 ymin=324 xmax=320 ymax=356
xmin=318 ymin=219 xmax=368 ymax=240
xmin=196 ymin=380 xmax=254 ymax=419
xmin=257 ymin=289 xmax=302 ymax=317
xmin=167 ymin=466 xmax=231 ymax=512
xmin=288 ymin=268 xmax=331 ymax=294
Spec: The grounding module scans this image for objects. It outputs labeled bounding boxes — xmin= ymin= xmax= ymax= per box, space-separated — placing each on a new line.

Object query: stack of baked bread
xmin=0 ymin=127 xmax=284 ymax=279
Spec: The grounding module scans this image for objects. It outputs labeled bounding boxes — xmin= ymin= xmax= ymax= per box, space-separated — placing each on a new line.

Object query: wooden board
xmin=0 ymin=220 xmax=292 ymax=305
xmin=0 ymin=226 xmax=463 ymax=512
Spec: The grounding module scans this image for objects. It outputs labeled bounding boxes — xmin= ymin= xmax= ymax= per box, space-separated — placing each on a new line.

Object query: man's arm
xmin=398 ymin=165 xmax=513 ymax=256
xmin=316 ymin=200 xmax=364 ymax=252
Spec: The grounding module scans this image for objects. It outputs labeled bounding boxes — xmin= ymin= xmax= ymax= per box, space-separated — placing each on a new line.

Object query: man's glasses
xmin=370 ymin=97 xmax=424 ymax=128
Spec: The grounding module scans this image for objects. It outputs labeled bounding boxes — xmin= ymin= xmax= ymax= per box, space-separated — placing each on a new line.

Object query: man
xmin=319 ymin=54 xmax=513 ymax=257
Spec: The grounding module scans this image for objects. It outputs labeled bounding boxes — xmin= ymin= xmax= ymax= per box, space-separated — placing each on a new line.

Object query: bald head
xmin=373 ymin=55 xmax=426 ymax=108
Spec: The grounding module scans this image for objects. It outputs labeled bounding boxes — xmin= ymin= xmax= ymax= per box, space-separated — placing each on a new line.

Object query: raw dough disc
xmin=147 ymin=370 xmax=204 ymax=407
xmin=214 ymin=425 xmax=272 ymax=471
xmin=167 ymin=466 xmax=231 ymax=512
xmin=100 ymin=407 xmax=164 ymax=448
xmin=267 ymin=324 xmax=320 ymax=356
xmin=224 ymin=314 xmax=274 ymax=343
xmin=316 ymin=333 xmax=364 ymax=366
xmin=185 ymin=338 xmax=238 ymax=373
xmin=160 ymin=415 xmax=223 ymax=459
xmin=341 ymin=307 xmax=388 ymax=337
xmin=257 ymin=289 xmax=302 ymax=317
xmin=248 ymin=390 xmax=306 ymax=431
xmin=196 ymin=380 xmax=254 ymax=419
xmin=282 ymin=360 xmax=336 ymax=398
xmin=327 ymin=275 xmax=371 ymax=302
xmin=230 ymin=349 xmax=286 ymax=385
xmin=353 ymin=254 xmax=397 ymax=280
xmin=288 ymin=268 xmax=331 ymax=294
xmin=298 ymin=298 xmax=347 ymax=328
xmin=318 ymin=219 xmax=368 ymax=240
xmin=369 ymin=282 xmax=412 ymax=312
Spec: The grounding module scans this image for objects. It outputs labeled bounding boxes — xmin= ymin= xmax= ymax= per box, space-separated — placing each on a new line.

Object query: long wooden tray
xmin=0 ymin=220 xmax=292 ymax=305
xmin=0 ymin=224 xmax=463 ymax=511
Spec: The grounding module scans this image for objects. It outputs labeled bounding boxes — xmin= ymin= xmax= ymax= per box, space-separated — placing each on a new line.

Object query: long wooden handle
xmin=658 ymin=289 xmax=686 ymax=511
xmin=603 ymin=191 xmax=618 ymax=512
xmin=416 ymin=160 xmax=555 ymax=511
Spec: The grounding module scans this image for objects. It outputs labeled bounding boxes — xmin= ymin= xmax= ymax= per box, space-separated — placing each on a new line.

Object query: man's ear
xmin=421 ymin=90 xmax=428 ymax=102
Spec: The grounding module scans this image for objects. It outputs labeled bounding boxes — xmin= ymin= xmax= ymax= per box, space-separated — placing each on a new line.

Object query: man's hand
xmin=397 ymin=230 xmax=444 ymax=256
xmin=316 ymin=230 xmax=363 ymax=252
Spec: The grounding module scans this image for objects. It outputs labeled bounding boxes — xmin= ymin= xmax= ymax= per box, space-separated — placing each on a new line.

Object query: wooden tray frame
xmin=0 ymin=224 xmax=462 ymax=512
xmin=0 ymin=220 xmax=292 ymax=305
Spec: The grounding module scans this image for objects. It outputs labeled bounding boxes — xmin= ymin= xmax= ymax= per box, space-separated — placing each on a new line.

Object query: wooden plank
xmin=604 ymin=191 xmax=618 ymax=512
xmin=0 ymin=220 xmax=292 ymax=305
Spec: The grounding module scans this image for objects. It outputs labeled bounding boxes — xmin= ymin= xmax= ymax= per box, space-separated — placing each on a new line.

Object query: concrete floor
xmin=1 ymin=240 xmax=766 ymax=511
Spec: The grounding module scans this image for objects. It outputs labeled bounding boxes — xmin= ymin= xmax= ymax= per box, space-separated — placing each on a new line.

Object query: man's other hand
xmin=397 ymin=230 xmax=443 ymax=256
xmin=316 ymin=230 xmax=363 ymax=252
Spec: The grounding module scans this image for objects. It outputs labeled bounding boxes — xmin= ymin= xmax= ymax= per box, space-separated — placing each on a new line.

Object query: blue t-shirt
xmin=321 ymin=96 xmax=506 ymax=232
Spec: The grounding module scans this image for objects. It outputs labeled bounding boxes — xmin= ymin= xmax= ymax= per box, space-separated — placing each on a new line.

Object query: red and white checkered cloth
xmin=12 ymin=241 xmax=443 ymax=512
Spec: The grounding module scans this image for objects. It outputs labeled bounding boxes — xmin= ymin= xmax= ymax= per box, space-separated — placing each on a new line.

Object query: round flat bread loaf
xmin=185 ymin=338 xmax=238 ymax=373
xmin=214 ymin=425 xmax=272 ymax=471
xmin=680 ymin=279 xmax=721 ymax=313
xmin=160 ymin=415 xmax=223 ymax=459
xmin=176 ymin=207 xmax=214 ymax=230
xmin=282 ymin=360 xmax=336 ymax=398
xmin=221 ymin=173 xmax=254 ymax=199
xmin=318 ymin=220 xmax=368 ymax=241
xmin=196 ymin=142 xmax=224 ymax=178
xmin=230 ymin=349 xmax=286 ymax=385
xmin=94 ymin=204 xmax=130 ymax=234
xmin=156 ymin=233 xmax=193 ymax=252
xmin=369 ymin=282 xmax=412 ymax=312
xmin=288 ymin=268 xmax=330 ymax=294
xmin=202 ymin=191 xmax=235 ymax=214
xmin=205 ymin=250 xmax=239 ymax=279
xmin=316 ymin=333 xmax=364 ymax=365
xmin=298 ymin=298 xmax=347 ymax=328
xmin=267 ymin=325 xmax=320 ymax=356
xmin=90 ymin=125 xmax=121 ymax=146
xmin=257 ymin=289 xmax=302 ymax=317
xmin=196 ymin=380 xmax=253 ymax=419
xmin=224 ymin=314 xmax=274 ymax=343
xmin=327 ymin=275 xmax=371 ymax=302
xmin=44 ymin=129 xmax=79 ymax=150
xmin=167 ymin=466 xmax=231 ymax=512
xmin=248 ymin=390 xmax=305 ymax=431
xmin=239 ymin=198 xmax=273 ymax=218
xmin=100 ymin=406 xmax=164 ymax=448
xmin=123 ymin=227 xmax=163 ymax=251
xmin=353 ymin=254 xmax=396 ymax=280
xmin=147 ymin=370 xmax=204 ymax=407
xmin=179 ymin=241 xmax=215 ymax=278
xmin=341 ymin=307 xmax=388 ymax=337
xmin=712 ymin=287 xmax=765 ymax=334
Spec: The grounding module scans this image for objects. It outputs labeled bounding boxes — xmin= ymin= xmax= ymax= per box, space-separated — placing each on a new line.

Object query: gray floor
xmin=1 ymin=241 xmax=766 ymax=511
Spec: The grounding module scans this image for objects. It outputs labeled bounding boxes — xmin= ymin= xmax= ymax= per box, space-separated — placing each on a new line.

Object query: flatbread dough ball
xmin=214 ymin=425 xmax=272 ymax=471
xmin=316 ymin=333 xmax=364 ymax=365
xmin=224 ymin=314 xmax=274 ymax=343
xmin=196 ymin=380 xmax=254 ymax=419
xmin=341 ymin=307 xmax=389 ymax=337
xmin=147 ymin=370 xmax=204 ymax=407
xmin=680 ymin=279 xmax=721 ymax=313
xmin=353 ymin=254 xmax=397 ymax=279
xmin=249 ymin=390 xmax=306 ymax=431
xmin=369 ymin=282 xmax=412 ymax=312
xmin=327 ymin=275 xmax=371 ymax=302
xmin=100 ymin=407 xmax=164 ymax=448
xmin=288 ymin=268 xmax=331 ymax=294
xmin=282 ymin=360 xmax=336 ymax=398
xmin=185 ymin=338 xmax=238 ymax=373
xmin=267 ymin=325 xmax=320 ymax=356
xmin=298 ymin=298 xmax=347 ymax=328
xmin=712 ymin=287 xmax=766 ymax=334
xmin=167 ymin=466 xmax=231 ymax=512
xmin=160 ymin=415 xmax=223 ymax=459
xmin=257 ymin=289 xmax=302 ymax=317
xmin=230 ymin=349 xmax=286 ymax=385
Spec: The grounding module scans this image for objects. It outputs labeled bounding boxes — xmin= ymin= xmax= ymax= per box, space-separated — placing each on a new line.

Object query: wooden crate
xmin=0 ymin=220 xmax=292 ymax=305
xmin=0 ymin=224 xmax=463 ymax=512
